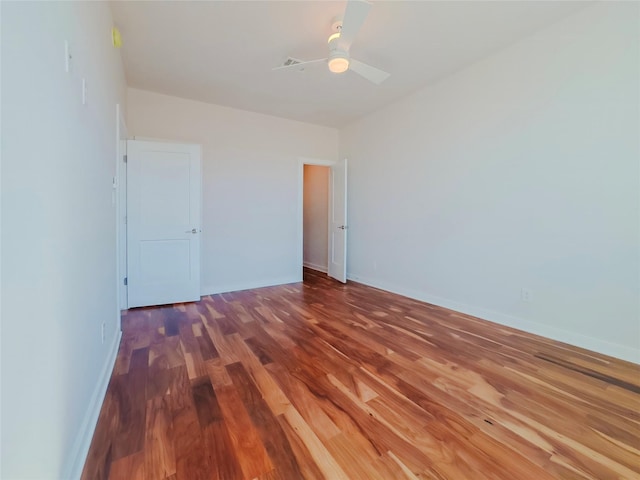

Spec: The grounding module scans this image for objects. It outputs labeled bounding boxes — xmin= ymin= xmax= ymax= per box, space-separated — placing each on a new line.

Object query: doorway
xmin=303 ymin=165 xmax=330 ymax=273
xmin=297 ymin=157 xmax=348 ymax=283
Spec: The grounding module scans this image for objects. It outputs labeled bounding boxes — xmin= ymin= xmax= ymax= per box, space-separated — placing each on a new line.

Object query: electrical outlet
xmin=101 ymin=322 xmax=105 ymax=344
xmin=521 ymin=288 xmax=533 ymax=302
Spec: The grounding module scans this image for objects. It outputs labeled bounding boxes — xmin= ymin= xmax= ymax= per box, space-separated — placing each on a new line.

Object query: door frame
xmin=297 ymin=157 xmax=336 ymax=281
xmin=115 ymin=104 xmax=128 ymax=324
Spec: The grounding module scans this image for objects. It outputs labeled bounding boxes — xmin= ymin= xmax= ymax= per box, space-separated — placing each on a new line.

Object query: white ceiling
xmin=110 ymin=1 xmax=588 ymax=128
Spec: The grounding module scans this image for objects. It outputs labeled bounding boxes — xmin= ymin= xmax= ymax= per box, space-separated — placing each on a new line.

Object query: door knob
xmin=185 ymin=228 xmax=198 ymax=234
xmin=338 ymin=225 xmax=348 ymax=230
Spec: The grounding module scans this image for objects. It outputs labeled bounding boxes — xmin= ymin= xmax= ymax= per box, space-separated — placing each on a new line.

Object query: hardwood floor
xmin=82 ymin=269 xmax=640 ymax=480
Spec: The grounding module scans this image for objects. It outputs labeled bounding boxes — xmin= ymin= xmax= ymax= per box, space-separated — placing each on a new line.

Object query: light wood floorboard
xmin=82 ymin=269 xmax=640 ymax=479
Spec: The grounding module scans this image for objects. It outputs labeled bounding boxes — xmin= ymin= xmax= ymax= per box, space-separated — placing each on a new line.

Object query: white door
xmin=127 ymin=140 xmax=201 ymax=308
xmin=328 ymin=158 xmax=348 ymax=283
xmin=116 ymin=105 xmax=127 ymax=312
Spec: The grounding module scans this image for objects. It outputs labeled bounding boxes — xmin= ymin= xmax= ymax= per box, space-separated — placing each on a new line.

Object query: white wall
xmin=126 ymin=88 xmax=339 ymax=294
xmin=340 ymin=2 xmax=640 ymax=363
xmin=303 ymin=165 xmax=330 ymax=272
xmin=1 ymin=2 xmax=126 ymax=478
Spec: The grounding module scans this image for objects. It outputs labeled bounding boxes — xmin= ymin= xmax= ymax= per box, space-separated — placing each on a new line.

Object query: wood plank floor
xmin=82 ymin=269 xmax=640 ymax=480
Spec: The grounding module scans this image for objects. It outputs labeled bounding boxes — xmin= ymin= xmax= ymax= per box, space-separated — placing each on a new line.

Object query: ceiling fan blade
xmin=349 ymin=59 xmax=390 ymax=85
xmin=272 ymin=58 xmax=327 ymax=71
xmin=337 ymin=0 xmax=371 ymax=52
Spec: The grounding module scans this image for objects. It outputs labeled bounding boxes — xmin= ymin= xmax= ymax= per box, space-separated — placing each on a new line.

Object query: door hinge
xmin=123 ymin=154 xmax=127 ymax=163
xmin=123 ymin=277 xmax=128 ymax=286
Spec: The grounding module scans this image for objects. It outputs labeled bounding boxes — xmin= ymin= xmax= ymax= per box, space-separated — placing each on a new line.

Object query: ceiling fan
xmin=274 ymin=0 xmax=390 ymax=85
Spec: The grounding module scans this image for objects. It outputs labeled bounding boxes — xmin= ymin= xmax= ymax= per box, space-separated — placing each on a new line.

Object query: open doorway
xmin=297 ymin=156 xmax=348 ymax=283
xmin=303 ymin=165 xmax=330 ymax=273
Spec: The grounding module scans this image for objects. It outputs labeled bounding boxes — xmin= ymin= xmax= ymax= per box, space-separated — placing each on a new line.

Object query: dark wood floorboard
xmin=82 ymin=268 xmax=640 ymax=480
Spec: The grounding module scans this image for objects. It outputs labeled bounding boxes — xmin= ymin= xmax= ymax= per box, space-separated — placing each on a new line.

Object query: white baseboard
xmin=303 ymin=262 xmax=328 ymax=273
xmin=347 ymin=273 xmax=639 ymax=365
xmin=202 ymin=275 xmax=301 ymax=296
xmin=63 ymin=330 xmax=122 ymax=479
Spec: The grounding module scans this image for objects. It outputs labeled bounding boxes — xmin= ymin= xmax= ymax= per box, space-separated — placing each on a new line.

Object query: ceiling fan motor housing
xmin=327 ymin=18 xmax=349 ymax=74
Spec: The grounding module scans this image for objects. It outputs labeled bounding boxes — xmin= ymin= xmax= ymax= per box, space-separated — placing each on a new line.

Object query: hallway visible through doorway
xmin=303 ymin=164 xmax=330 ymax=273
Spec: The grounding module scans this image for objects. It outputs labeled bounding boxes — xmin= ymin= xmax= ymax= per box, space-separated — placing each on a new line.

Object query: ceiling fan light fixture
xmin=327 ymin=32 xmax=341 ymax=44
xmin=328 ymin=54 xmax=349 ymax=74
xmin=275 ymin=0 xmax=389 ymax=84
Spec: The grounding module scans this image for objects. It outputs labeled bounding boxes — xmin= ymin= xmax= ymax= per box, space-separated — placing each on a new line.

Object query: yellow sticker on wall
xmin=112 ymin=27 xmax=122 ymax=48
